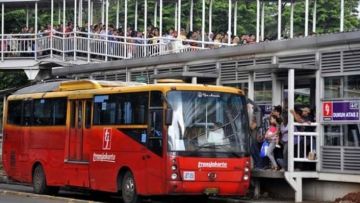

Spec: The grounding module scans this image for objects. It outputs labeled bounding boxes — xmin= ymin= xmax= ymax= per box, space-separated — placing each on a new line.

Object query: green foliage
xmin=0 ymin=72 xmax=29 ymax=128
xmin=0 ymin=72 xmax=29 ymax=90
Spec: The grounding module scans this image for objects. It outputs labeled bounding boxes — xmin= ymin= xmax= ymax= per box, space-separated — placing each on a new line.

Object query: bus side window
xmin=7 ymin=100 xmax=22 ymax=125
xmin=23 ymin=100 xmax=33 ymax=126
xmin=148 ymin=91 xmax=164 ymax=156
xmin=85 ymin=101 xmax=92 ymax=129
xmin=70 ymin=101 xmax=76 ymax=128
xmin=148 ymin=110 xmax=163 ymax=156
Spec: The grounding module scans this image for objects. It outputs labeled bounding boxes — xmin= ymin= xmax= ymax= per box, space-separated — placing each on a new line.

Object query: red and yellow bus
xmin=2 ymin=80 xmax=250 ymax=203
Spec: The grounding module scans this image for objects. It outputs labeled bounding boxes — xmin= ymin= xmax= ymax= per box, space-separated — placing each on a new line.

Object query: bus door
xmin=65 ymin=99 xmax=91 ymax=187
xmin=144 ymin=91 xmax=165 ymax=194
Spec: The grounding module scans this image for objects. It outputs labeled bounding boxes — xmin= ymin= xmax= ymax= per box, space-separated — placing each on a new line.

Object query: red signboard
xmin=323 ymin=102 xmax=333 ymax=118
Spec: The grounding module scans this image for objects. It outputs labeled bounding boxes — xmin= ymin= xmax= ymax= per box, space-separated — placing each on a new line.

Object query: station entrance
xmin=243 ymin=63 xmax=320 ymax=202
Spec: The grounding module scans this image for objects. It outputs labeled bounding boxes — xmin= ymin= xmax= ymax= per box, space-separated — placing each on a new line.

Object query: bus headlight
xmin=244 ymin=167 xmax=250 ymax=173
xmin=171 ymin=165 xmax=177 ymax=171
xmin=171 ymin=173 xmax=178 ymax=180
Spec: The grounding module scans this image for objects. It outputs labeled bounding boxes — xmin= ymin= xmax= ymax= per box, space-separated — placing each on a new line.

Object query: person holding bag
xmin=264 ymin=115 xmax=281 ymax=171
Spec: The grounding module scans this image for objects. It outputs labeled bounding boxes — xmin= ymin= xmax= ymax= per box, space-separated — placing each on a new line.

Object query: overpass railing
xmin=0 ymin=32 xmax=233 ymax=62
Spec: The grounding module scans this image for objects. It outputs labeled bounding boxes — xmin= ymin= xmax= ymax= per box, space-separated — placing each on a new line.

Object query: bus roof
xmin=9 ymin=80 xmax=244 ymax=100
xmin=13 ymin=80 xmax=146 ymax=95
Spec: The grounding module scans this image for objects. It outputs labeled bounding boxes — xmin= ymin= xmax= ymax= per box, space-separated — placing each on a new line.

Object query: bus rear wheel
xmin=121 ymin=171 xmax=141 ymax=203
xmin=33 ymin=165 xmax=58 ymax=195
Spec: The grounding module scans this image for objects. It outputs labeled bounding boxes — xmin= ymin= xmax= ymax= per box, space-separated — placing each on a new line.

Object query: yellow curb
xmin=0 ymin=189 xmax=101 ymax=203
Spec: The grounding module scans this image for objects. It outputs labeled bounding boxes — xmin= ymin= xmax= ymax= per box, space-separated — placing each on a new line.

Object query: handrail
xmin=291 ymin=122 xmax=318 ymax=164
xmin=0 ymin=32 xmax=235 ymax=61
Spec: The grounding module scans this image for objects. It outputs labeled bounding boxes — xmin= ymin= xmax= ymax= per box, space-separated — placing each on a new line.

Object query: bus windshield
xmin=167 ymin=91 xmax=249 ymax=156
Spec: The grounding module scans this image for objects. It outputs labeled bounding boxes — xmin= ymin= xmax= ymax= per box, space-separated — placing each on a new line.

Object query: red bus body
xmin=2 ymin=80 xmax=250 ymax=200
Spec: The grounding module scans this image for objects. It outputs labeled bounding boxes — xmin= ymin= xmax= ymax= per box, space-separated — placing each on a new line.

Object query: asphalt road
xmin=0 ymin=183 xmax=239 ymax=203
xmin=0 ymin=183 xmax=331 ymax=203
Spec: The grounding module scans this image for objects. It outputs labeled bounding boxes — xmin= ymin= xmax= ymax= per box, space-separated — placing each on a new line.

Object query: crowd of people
xmin=248 ymin=101 xmax=316 ymax=171
xmin=2 ymin=21 xmax=263 ymax=56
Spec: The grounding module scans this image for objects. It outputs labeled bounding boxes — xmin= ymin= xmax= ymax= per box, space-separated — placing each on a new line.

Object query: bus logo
xmin=103 ymin=128 xmax=112 ymax=150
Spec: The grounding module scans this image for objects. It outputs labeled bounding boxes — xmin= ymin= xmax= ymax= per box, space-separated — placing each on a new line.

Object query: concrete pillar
xmin=272 ymin=72 xmax=282 ymax=106
xmin=248 ymin=72 xmax=255 ymax=100
xmin=288 ymin=68 xmax=295 ymax=172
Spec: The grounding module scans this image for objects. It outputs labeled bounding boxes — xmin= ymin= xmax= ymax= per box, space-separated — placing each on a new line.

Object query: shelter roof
xmin=238 ymin=63 xmax=318 ymax=73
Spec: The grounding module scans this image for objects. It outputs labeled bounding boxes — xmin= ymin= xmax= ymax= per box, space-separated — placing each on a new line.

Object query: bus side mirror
xmin=165 ymin=109 xmax=173 ymax=126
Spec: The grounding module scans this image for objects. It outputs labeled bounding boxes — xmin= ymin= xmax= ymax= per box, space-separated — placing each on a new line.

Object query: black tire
xmin=121 ymin=171 xmax=141 ymax=203
xmin=33 ymin=165 xmax=58 ymax=195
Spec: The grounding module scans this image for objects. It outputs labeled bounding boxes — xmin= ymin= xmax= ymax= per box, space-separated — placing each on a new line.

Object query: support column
xmin=154 ymin=1 xmax=157 ymax=27
xmin=277 ymin=0 xmax=281 ymax=40
xmin=90 ymin=0 xmax=94 ymax=25
xmin=305 ymin=0 xmax=309 ymax=36
xmin=288 ymin=68 xmax=295 ymax=172
xmin=124 ymin=0 xmax=128 ymax=57
xmin=74 ymin=0 xmax=77 ymax=61
xmin=62 ymin=0 xmax=66 ymax=61
xmin=58 ymin=3 xmax=61 ymax=25
xmin=190 ymin=0 xmax=194 ymax=32
xmin=105 ymin=0 xmax=109 ymax=61
xmin=312 ymin=0 xmax=316 ymax=34
xmin=26 ymin=6 xmax=29 ymax=28
xmin=315 ymin=51 xmax=322 ymax=172
xmin=35 ymin=2 xmax=38 ymax=60
xmin=228 ymin=0 xmax=232 ymax=44
xmin=340 ymin=0 xmax=344 ymax=32
xmin=208 ymin=0 xmax=212 ymax=34
xmin=256 ymin=0 xmax=260 ymax=42
xmin=177 ymin=0 xmax=181 ymax=36
xmin=144 ymin=0 xmax=147 ymax=56
xmin=233 ymin=1 xmax=237 ymax=36
xmin=174 ymin=3 xmax=177 ymax=32
xmin=78 ymin=0 xmax=83 ymax=27
xmin=248 ymin=72 xmax=255 ymax=100
xmin=144 ymin=0 xmax=147 ymax=35
xmin=51 ymin=0 xmax=54 ymax=58
xmin=159 ymin=0 xmax=162 ymax=36
xmin=87 ymin=0 xmax=91 ymax=62
xmin=134 ymin=0 xmax=138 ymax=31
xmin=1 ymin=3 xmax=4 ymax=62
xmin=295 ymin=177 xmax=303 ymax=202
xmin=290 ymin=0 xmax=294 ymax=38
xmin=191 ymin=77 xmax=197 ymax=84
xmin=271 ymin=56 xmax=281 ymax=105
xmin=261 ymin=1 xmax=264 ymax=41
xmin=272 ymin=73 xmax=282 ymax=106
xmin=216 ymin=62 xmax=221 ymax=85
xmin=201 ymin=0 xmax=205 ymax=48
xmin=124 ymin=0 xmax=128 ymax=37
xmin=101 ymin=0 xmax=105 ymax=24
xmin=116 ymin=0 xmax=119 ymax=29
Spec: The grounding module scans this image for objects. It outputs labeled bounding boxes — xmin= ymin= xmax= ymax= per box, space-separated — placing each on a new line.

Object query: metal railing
xmin=293 ymin=122 xmax=318 ymax=163
xmin=0 ymin=32 xmax=234 ymax=62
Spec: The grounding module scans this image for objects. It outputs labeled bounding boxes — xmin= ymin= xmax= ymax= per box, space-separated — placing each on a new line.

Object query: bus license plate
xmin=183 ymin=171 xmax=195 ymax=181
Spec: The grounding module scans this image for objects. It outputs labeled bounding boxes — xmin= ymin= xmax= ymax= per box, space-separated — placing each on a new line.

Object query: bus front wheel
xmin=121 ymin=171 xmax=141 ymax=203
xmin=33 ymin=165 xmax=58 ymax=195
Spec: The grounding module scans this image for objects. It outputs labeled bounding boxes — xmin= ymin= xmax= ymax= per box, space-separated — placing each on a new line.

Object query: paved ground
xmin=0 ymin=183 xmax=332 ymax=203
